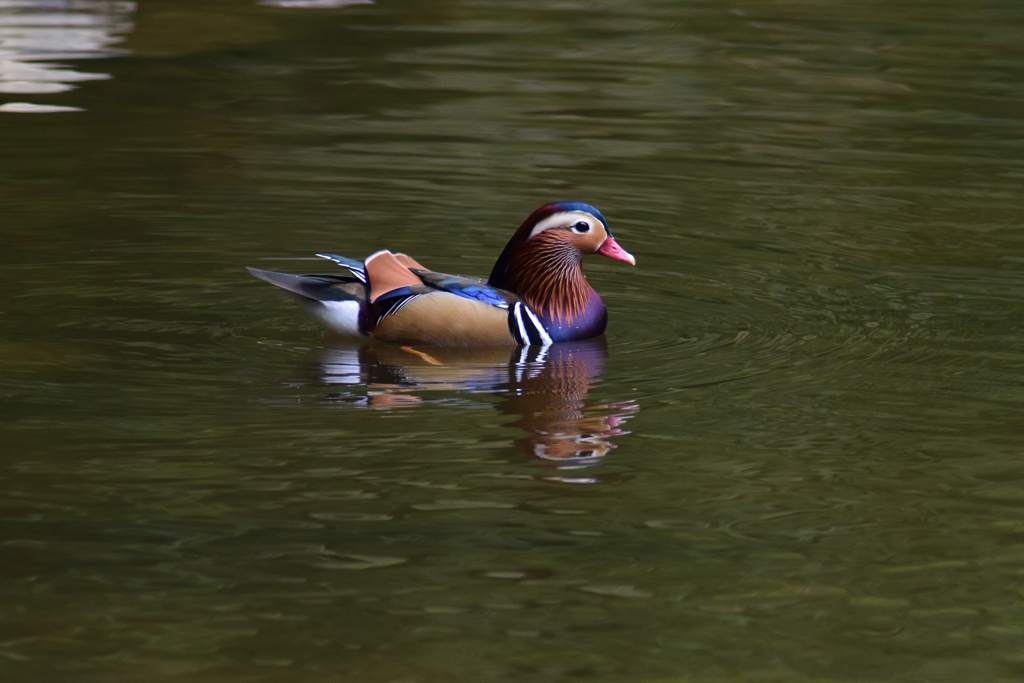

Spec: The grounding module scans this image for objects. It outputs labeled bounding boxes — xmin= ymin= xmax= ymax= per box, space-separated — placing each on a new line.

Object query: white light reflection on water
xmin=259 ymin=0 xmax=372 ymax=7
xmin=0 ymin=0 xmax=133 ymax=112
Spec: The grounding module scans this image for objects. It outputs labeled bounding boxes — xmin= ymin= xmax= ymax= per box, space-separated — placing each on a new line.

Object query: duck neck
xmin=489 ymin=235 xmax=597 ymax=325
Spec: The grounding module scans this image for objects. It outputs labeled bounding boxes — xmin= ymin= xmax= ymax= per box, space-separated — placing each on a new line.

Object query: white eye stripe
xmin=527 ymin=211 xmax=601 ymax=239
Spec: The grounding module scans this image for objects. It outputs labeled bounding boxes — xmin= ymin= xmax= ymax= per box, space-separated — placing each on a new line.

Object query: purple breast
xmin=542 ymin=290 xmax=608 ymax=343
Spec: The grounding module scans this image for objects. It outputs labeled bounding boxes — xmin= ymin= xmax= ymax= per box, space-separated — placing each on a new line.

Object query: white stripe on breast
xmin=521 ymin=306 xmax=553 ymax=346
xmin=512 ymin=303 xmax=529 ymax=344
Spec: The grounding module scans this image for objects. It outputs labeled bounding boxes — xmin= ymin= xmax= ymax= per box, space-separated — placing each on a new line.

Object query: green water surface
xmin=3 ymin=0 xmax=1024 ymax=681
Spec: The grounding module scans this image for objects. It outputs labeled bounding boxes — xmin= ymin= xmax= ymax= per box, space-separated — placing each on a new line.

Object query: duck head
xmin=488 ymin=202 xmax=634 ymax=340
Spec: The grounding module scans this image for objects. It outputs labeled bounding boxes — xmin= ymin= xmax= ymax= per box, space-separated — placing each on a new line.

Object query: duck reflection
xmin=287 ymin=338 xmax=637 ymax=478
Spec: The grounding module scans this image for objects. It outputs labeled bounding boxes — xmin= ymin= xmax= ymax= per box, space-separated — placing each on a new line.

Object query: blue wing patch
xmin=374 ymin=286 xmax=418 ymax=302
xmin=436 ymin=280 xmax=509 ymax=308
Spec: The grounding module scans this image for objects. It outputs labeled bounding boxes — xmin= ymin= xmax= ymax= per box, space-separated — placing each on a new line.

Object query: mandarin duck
xmin=247 ymin=201 xmax=634 ymax=346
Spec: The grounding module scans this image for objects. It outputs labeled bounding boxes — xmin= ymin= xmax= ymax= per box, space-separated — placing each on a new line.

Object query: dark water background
xmin=3 ymin=0 xmax=1024 ymax=681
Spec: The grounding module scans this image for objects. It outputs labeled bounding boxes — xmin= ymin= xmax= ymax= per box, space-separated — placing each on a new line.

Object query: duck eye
xmin=572 ymin=221 xmax=590 ymax=233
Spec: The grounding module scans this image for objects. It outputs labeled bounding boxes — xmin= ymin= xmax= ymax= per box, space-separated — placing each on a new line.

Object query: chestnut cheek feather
xmin=596 ymin=237 xmax=636 ymax=266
